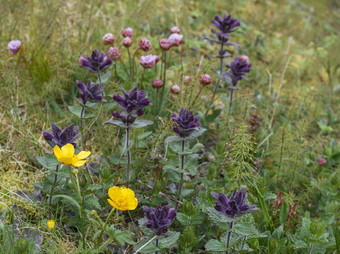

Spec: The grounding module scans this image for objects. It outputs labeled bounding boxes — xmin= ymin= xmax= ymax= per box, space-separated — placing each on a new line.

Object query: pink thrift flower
xmin=8 ymin=40 xmax=21 ymax=55
xmin=107 ymin=47 xmax=122 ymax=61
xmin=140 ymin=55 xmax=157 ymax=69
xmin=123 ymin=37 xmax=133 ymax=48
xmin=103 ymin=33 xmax=115 ymax=45
xmin=139 ymin=38 xmax=151 ymax=52
xmin=168 ymin=33 xmax=183 ymax=46
xmin=159 ymin=39 xmax=172 ymax=50
xmin=200 ymin=74 xmax=212 ymax=86
xmin=318 ymin=158 xmax=327 ymax=166
xmin=170 ymin=84 xmax=180 ymax=95
xmin=122 ymin=27 xmax=133 ymax=38
xmin=152 ymin=79 xmax=164 ymax=89
xmin=170 ymin=26 xmax=181 ymax=34
xmin=182 ymin=75 xmax=191 ymax=85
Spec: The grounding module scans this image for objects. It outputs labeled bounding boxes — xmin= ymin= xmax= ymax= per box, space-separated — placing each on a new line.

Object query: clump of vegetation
xmin=1 ymin=0 xmax=340 ymax=253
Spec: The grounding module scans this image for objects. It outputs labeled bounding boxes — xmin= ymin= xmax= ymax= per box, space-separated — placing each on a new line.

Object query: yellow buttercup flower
xmin=47 ymin=220 xmax=56 ymax=230
xmin=53 ymin=143 xmax=91 ymax=167
xmin=107 ymin=186 xmax=138 ymax=211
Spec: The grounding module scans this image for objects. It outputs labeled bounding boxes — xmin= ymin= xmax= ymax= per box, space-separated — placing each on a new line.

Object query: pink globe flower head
xmin=182 ymin=75 xmax=192 ymax=85
xmin=200 ymin=74 xmax=212 ymax=86
xmin=168 ymin=33 xmax=183 ymax=47
xmin=123 ymin=37 xmax=133 ymax=48
xmin=170 ymin=26 xmax=181 ymax=34
xmin=159 ymin=39 xmax=172 ymax=51
xmin=170 ymin=84 xmax=181 ymax=95
xmin=139 ymin=38 xmax=151 ymax=52
xmin=107 ymin=47 xmax=122 ymax=61
xmin=140 ymin=55 xmax=157 ymax=69
xmin=103 ymin=33 xmax=115 ymax=45
xmin=152 ymin=79 xmax=164 ymax=89
xmin=122 ymin=27 xmax=133 ymax=38
xmin=8 ymin=40 xmax=22 ymax=55
xmin=318 ymin=158 xmax=327 ymax=166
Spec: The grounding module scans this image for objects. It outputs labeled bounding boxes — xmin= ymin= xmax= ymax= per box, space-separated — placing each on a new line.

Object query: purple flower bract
xmin=77 ymin=79 xmax=104 ymax=105
xmin=211 ymin=188 xmax=256 ymax=218
xmin=171 ymin=107 xmax=200 ymax=138
xmin=78 ymin=49 xmax=112 ymax=73
xmin=43 ymin=123 xmax=80 ymax=148
xmin=142 ymin=205 xmax=177 ymax=236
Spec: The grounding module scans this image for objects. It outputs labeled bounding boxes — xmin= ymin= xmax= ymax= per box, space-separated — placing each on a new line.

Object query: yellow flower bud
xmin=47 ymin=220 xmax=56 ymax=230
xmin=72 ymin=169 xmax=79 ymax=175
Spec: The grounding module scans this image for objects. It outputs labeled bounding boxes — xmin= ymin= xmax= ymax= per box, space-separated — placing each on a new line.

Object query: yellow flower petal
xmin=72 ymin=160 xmax=86 ymax=167
xmin=121 ymin=187 xmax=136 ymax=199
xmin=77 ymin=151 xmax=91 ymax=160
xmin=107 ymin=198 xmax=120 ymax=210
xmin=61 ymin=143 xmax=75 ymax=158
xmin=127 ymin=198 xmax=138 ymax=210
xmin=53 ymin=146 xmax=62 ymax=161
xmin=108 ymin=186 xmax=121 ymax=200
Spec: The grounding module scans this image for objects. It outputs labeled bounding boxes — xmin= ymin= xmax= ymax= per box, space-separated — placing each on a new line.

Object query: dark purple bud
xmin=77 ymin=79 xmax=104 ymax=105
xmin=78 ymin=49 xmax=112 ymax=73
xmin=211 ymin=14 xmax=241 ymax=41
xmin=224 ymin=55 xmax=251 ymax=86
xmin=211 ymin=188 xmax=256 ymax=218
xmin=42 ymin=123 xmax=80 ymax=148
xmin=171 ymin=107 xmax=201 ymax=138
xmin=142 ymin=205 xmax=177 ymax=236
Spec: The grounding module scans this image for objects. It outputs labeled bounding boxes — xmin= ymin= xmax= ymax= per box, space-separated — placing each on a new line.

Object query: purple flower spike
xmin=211 ymin=188 xmax=256 ymax=218
xmin=224 ymin=55 xmax=252 ymax=86
xmin=110 ymin=86 xmax=151 ymax=126
xmin=77 ymin=79 xmax=104 ymax=105
xmin=211 ymin=14 xmax=241 ymax=41
xmin=142 ymin=205 xmax=177 ymax=236
xmin=78 ymin=49 xmax=112 ymax=73
xmin=171 ymin=107 xmax=200 ymax=138
xmin=42 ymin=123 xmax=80 ymax=148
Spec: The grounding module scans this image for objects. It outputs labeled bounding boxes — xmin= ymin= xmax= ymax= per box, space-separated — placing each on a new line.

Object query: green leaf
xmin=36 ymin=155 xmax=60 ymax=170
xmin=205 ymin=239 xmax=227 ymax=252
xmin=205 ymin=207 xmax=236 ymax=230
xmin=86 ymin=184 xmax=102 ymax=191
xmin=114 ymin=230 xmax=135 ymax=245
xmin=253 ymin=185 xmax=274 ymax=230
xmin=103 ymin=120 xmax=127 ymax=128
xmin=129 ymin=120 xmax=153 ymax=130
xmin=187 ymin=127 xmax=206 ymax=140
xmin=98 ymin=71 xmax=111 ymax=84
xmin=68 ymin=106 xmax=95 ymax=119
xmin=159 ymin=231 xmax=180 ymax=248
xmin=53 ymin=194 xmax=80 ymax=210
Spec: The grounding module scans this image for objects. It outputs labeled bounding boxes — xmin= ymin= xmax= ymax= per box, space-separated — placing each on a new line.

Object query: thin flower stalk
xmin=48 ymin=164 xmax=59 ymax=219
xmin=126 ymin=126 xmax=131 ymax=186
xmin=176 ymin=140 xmax=185 ymax=209
xmin=226 ymin=221 xmax=234 ymax=253
xmin=96 ymin=207 xmax=116 ymax=248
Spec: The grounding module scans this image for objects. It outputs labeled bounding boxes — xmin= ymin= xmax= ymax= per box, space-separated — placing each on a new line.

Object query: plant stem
xmin=96 ymin=207 xmax=116 ymax=248
xmin=192 ymin=85 xmax=204 ymax=106
xmin=228 ymin=88 xmax=234 ymax=116
xmin=119 ymin=59 xmax=129 ymax=77
xmin=134 ymin=235 xmax=157 ymax=254
xmin=176 ymin=140 xmax=185 ymax=209
xmin=126 ymin=127 xmax=131 ymax=187
xmin=132 ymin=48 xmax=139 ymax=82
xmin=140 ymin=68 xmax=145 ymax=90
xmin=155 ymin=238 xmax=159 ymax=254
xmin=97 ymin=71 xmax=102 ymax=85
xmin=80 ymin=107 xmax=85 ymax=149
xmin=204 ymin=42 xmax=224 ymax=117
xmin=69 ymin=167 xmax=85 ymax=249
xmin=161 ymin=50 xmax=167 ymax=104
xmin=226 ymin=221 xmax=234 ymax=253
xmin=308 ymin=243 xmax=313 ymax=254
xmin=241 ymin=236 xmax=247 ymax=250
xmin=127 ymin=48 xmax=132 ymax=80
xmin=49 ymin=165 xmax=59 ymax=219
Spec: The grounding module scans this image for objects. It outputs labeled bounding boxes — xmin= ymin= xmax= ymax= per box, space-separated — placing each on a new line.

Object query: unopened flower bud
xmin=208 ymin=153 xmax=216 ymax=162
xmin=152 ymin=79 xmax=164 ymax=89
xmin=90 ymin=210 xmax=97 ymax=216
xmin=103 ymin=33 xmax=115 ymax=45
xmin=47 ymin=220 xmax=56 ymax=231
xmin=122 ymin=27 xmax=133 ymax=38
xmin=72 ymin=169 xmax=79 ymax=175
xmin=200 ymin=74 xmax=212 ymax=86
xmin=8 ymin=40 xmax=21 ymax=55
xmin=107 ymin=47 xmax=121 ymax=61
xmin=170 ymin=84 xmax=180 ymax=95
xmin=123 ymin=37 xmax=132 ymax=48
xmin=139 ymin=38 xmax=151 ymax=52
xmin=170 ymin=26 xmax=181 ymax=34
xmin=318 ymin=158 xmax=327 ymax=166
xmin=182 ymin=75 xmax=191 ymax=85
xmin=159 ymin=39 xmax=171 ymax=50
